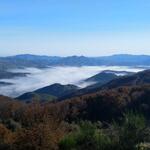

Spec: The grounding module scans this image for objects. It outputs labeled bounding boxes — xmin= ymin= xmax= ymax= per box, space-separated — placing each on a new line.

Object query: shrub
xmin=59 ymin=134 xmax=77 ymax=150
xmin=59 ymin=112 xmax=150 ymax=150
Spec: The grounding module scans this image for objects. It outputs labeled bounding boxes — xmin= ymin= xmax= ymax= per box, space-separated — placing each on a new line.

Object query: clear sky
xmin=0 ymin=0 xmax=150 ymax=56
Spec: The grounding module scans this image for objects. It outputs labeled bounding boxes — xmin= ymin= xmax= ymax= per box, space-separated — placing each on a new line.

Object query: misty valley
xmin=0 ymin=65 xmax=146 ymax=98
xmin=0 ymin=54 xmax=150 ymax=150
xmin=0 ymin=54 xmax=149 ymax=98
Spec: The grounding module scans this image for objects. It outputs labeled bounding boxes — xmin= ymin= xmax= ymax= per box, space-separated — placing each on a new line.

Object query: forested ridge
xmin=1 ymin=83 xmax=150 ymax=149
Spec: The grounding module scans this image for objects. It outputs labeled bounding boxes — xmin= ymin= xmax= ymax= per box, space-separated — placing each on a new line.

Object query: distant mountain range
xmin=0 ymin=54 xmax=150 ymax=71
xmin=0 ymin=54 xmax=150 ymax=79
xmin=0 ymin=54 xmax=148 ymax=81
xmin=1 ymin=54 xmax=150 ymax=102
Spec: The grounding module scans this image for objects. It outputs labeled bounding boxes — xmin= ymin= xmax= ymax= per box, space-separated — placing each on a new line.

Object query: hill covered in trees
xmin=16 ymin=84 xmax=79 ymax=102
xmin=60 ymin=69 xmax=150 ymax=100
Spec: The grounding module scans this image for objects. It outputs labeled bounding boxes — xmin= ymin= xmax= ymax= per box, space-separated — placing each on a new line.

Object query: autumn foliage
xmin=0 ymin=84 xmax=150 ymax=149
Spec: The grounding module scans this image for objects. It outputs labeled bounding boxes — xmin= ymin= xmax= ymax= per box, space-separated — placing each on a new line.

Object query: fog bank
xmin=0 ymin=66 xmax=146 ymax=97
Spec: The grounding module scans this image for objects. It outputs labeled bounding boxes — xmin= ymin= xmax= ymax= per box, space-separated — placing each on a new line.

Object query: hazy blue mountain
xmin=85 ymin=69 xmax=150 ymax=92
xmin=0 ymin=54 xmax=149 ymax=82
xmin=84 ymin=70 xmax=134 ymax=89
xmin=0 ymin=82 xmax=13 ymax=86
xmin=0 ymin=70 xmax=29 ymax=79
xmin=17 ymin=83 xmax=79 ymax=102
xmin=45 ymin=54 xmax=150 ymax=66
xmin=0 ymin=54 xmax=150 ymax=71
xmin=102 ymin=69 xmax=150 ymax=90
xmin=82 ymin=72 xmax=118 ymax=90
xmin=61 ymin=69 xmax=150 ymax=99
xmin=2 ymin=54 xmax=62 ymax=69
xmin=34 ymin=83 xmax=79 ymax=97
xmin=84 ymin=72 xmax=118 ymax=83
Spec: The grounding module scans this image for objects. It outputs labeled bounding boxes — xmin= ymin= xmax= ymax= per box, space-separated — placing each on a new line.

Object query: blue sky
xmin=0 ymin=0 xmax=150 ymax=56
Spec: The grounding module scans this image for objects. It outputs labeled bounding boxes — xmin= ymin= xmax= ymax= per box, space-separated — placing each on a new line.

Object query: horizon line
xmin=1 ymin=53 xmax=150 ymax=58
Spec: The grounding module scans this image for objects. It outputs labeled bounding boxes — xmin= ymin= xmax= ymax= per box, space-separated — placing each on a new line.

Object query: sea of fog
xmin=0 ymin=66 xmax=148 ymax=98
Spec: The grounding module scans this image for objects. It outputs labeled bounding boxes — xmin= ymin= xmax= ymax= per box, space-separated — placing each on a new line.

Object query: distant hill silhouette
xmin=84 ymin=72 xmax=118 ymax=85
xmin=61 ymin=70 xmax=150 ymax=99
xmin=0 ymin=54 xmax=150 ymax=71
xmin=102 ymin=69 xmax=150 ymax=89
xmin=17 ymin=83 xmax=79 ymax=102
xmin=0 ymin=70 xmax=29 ymax=79
xmin=16 ymin=72 xmax=120 ymax=102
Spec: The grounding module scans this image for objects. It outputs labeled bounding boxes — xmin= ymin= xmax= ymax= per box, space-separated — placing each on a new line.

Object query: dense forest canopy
xmin=0 ymin=80 xmax=150 ymax=149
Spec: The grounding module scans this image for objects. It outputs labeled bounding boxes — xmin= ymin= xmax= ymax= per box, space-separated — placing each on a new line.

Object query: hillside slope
xmin=62 ymin=70 xmax=150 ymax=99
xmin=17 ymin=83 xmax=79 ymax=102
xmin=84 ymin=72 xmax=118 ymax=84
xmin=52 ymin=84 xmax=150 ymax=122
xmin=102 ymin=69 xmax=150 ymax=89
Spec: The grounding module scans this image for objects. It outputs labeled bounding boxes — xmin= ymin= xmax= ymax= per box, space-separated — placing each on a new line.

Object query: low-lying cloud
xmin=0 ymin=66 xmax=147 ymax=98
